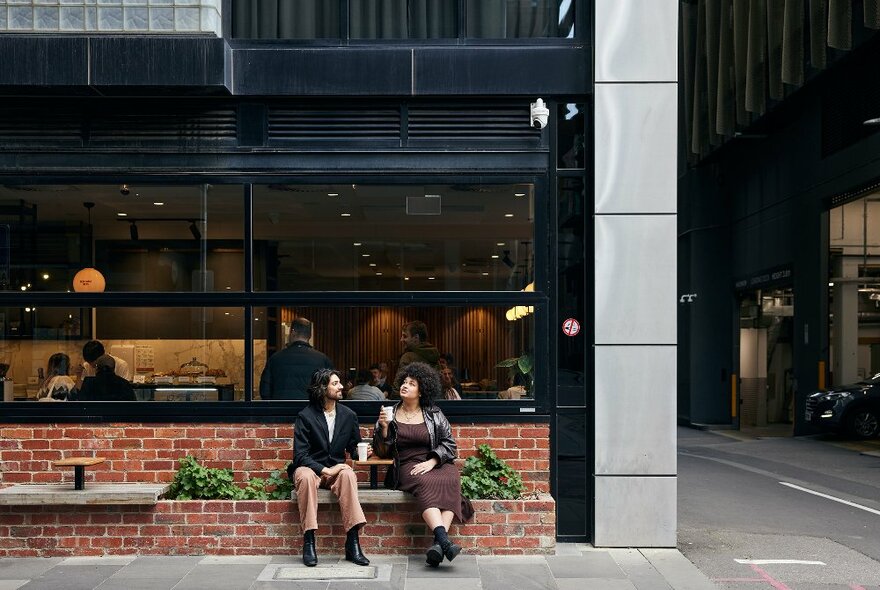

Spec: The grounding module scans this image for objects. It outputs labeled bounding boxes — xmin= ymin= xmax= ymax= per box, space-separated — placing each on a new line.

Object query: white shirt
xmin=324 ymin=408 xmax=336 ymax=444
xmin=110 ymin=355 xmax=132 ymax=381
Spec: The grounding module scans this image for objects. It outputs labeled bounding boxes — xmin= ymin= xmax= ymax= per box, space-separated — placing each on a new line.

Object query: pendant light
xmin=72 ymin=201 xmax=106 ymax=292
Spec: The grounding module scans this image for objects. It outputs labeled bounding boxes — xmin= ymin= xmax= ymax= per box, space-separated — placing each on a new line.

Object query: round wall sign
xmin=562 ymin=318 xmax=580 ymax=336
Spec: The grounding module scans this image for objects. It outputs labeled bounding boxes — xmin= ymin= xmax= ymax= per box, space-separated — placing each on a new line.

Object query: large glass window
xmin=254 ymin=305 xmax=535 ymax=401
xmin=253 ymin=183 xmax=534 ymax=291
xmin=0 ymin=184 xmax=244 ymax=293
xmin=0 ymin=306 xmax=244 ymax=402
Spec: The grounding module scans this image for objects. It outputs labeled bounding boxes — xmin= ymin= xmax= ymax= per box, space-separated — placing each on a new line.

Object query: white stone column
xmin=593 ymin=0 xmax=678 ymax=547
xmin=832 ymin=258 xmax=860 ymax=385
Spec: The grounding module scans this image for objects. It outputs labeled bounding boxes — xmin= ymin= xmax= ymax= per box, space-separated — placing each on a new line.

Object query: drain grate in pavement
xmin=274 ymin=564 xmax=377 ymax=580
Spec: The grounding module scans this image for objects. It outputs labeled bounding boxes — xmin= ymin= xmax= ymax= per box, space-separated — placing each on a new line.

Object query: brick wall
xmin=0 ymin=423 xmax=550 ymax=493
xmin=0 ymin=496 xmax=555 ymax=557
xmin=0 ymin=422 xmax=553 ymax=557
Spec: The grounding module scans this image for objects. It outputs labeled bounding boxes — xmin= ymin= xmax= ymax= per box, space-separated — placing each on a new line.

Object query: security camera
xmin=530 ymin=98 xmax=549 ymax=130
xmin=120 ymin=184 xmax=130 ymax=196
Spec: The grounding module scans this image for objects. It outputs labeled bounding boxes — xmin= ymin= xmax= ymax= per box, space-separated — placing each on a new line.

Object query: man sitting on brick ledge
xmin=289 ymin=368 xmax=370 ymax=568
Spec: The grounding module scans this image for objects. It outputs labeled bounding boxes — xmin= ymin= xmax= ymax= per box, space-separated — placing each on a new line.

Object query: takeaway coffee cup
xmin=357 ymin=442 xmax=368 ymax=462
xmin=382 ymin=405 xmax=394 ymax=422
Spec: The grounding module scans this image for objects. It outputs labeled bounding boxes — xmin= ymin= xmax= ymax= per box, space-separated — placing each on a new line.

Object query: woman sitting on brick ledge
xmin=372 ymin=361 xmax=474 ymax=568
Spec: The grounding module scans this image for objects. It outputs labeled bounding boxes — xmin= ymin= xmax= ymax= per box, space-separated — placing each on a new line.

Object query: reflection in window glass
xmin=350 ymin=0 xmax=457 ymax=39
xmin=253 ymin=183 xmax=535 ymax=291
xmin=232 ymin=0 xmax=341 ymax=39
xmin=253 ymin=305 xmax=535 ymax=401
xmin=557 ymin=103 xmax=586 ymax=169
xmin=467 ymin=0 xmax=575 ymax=39
xmin=0 ymin=184 xmax=244 ymax=293
xmin=0 ymin=307 xmax=245 ymax=402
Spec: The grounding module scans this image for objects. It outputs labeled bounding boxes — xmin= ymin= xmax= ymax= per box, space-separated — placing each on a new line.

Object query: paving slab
xmin=0 ymin=582 xmax=28 ymax=590
xmin=0 ymin=559 xmax=62 ymax=580
xmin=477 ymin=562 xmax=556 ymax=590
xmin=641 ymin=549 xmax=717 ymax=590
xmin=607 ymin=548 xmax=673 ymax=590
xmin=404 ymin=555 xmax=479 ymax=578
xmin=557 ymin=579 xmax=636 ymax=590
xmin=546 ymin=553 xmax=626 ymax=578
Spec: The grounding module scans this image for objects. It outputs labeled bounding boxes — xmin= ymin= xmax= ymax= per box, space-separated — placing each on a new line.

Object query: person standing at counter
xmin=76 ymin=340 xmax=132 ymax=390
xmin=398 ymin=321 xmax=441 ymax=373
xmin=260 ymin=317 xmax=333 ymax=400
xmin=75 ymin=355 xmax=136 ymax=401
xmin=290 ymin=368 xmax=370 ymax=568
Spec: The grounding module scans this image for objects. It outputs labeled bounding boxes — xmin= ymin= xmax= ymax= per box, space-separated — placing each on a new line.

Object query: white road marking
xmin=779 ymin=481 xmax=880 ymax=517
xmin=734 ymin=559 xmax=826 ymax=565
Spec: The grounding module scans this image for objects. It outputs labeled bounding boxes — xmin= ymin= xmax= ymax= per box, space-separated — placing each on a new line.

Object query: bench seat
xmin=0 ymin=483 xmax=169 ymax=505
xmin=295 ymin=489 xmax=414 ymax=505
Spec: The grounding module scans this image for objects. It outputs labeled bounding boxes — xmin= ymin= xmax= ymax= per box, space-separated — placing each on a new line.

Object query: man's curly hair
xmin=394 ymin=362 xmax=441 ymax=407
xmin=307 ymin=368 xmax=342 ymax=409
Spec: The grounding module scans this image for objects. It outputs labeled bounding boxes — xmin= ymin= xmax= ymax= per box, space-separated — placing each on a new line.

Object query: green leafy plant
xmin=496 ymin=353 xmax=533 ymax=391
xmin=165 ymin=455 xmax=294 ymax=501
xmin=460 ymin=444 xmax=524 ymax=500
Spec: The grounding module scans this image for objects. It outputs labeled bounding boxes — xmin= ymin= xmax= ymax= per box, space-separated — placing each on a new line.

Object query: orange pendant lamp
xmin=73 ymin=202 xmax=106 ymax=292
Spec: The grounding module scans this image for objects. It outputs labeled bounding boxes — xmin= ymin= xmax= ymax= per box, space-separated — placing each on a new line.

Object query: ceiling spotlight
xmin=504 ymin=213 xmax=514 ymax=218
xmin=117 ymin=212 xmax=127 ymax=217
xmin=514 ymin=192 xmax=526 ymax=197
xmin=188 ymin=221 xmax=201 ymax=240
xmin=341 ymin=213 xmax=351 ymax=217
xmin=129 ymin=221 xmax=139 ymax=241
xmin=120 ymin=184 xmax=130 ymax=196
xmin=153 ymin=202 xmax=164 ymax=206
xmin=864 ymin=117 xmax=880 ymax=125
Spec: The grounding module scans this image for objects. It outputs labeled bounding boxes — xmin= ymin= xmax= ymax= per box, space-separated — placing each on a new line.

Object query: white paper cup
xmin=357 ymin=442 xmax=368 ymax=461
xmin=382 ymin=406 xmax=394 ymax=422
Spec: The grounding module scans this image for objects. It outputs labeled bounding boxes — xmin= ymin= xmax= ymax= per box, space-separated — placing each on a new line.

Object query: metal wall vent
xmin=89 ymin=107 xmax=237 ymax=143
xmin=268 ymin=105 xmax=400 ymax=142
xmin=0 ymin=106 xmax=82 ymax=146
xmin=408 ymin=103 xmax=542 ymax=140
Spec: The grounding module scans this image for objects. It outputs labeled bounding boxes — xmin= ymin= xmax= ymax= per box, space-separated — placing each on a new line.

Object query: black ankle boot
xmin=426 ymin=543 xmax=443 ymax=567
xmin=345 ymin=527 xmax=370 ymax=566
xmin=433 ymin=526 xmax=461 ymax=563
xmin=302 ymin=530 xmax=317 ymax=567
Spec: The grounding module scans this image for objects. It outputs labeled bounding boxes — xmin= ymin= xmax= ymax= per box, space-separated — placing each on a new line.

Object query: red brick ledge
xmin=0 ymin=494 xmax=555 ymax=557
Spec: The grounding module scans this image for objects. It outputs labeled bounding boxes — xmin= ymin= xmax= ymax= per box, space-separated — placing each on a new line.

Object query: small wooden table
xmin=353 ymin=459 xmax=393 ymax=489
xmin=53 ymin=457 xmax=106 ymax=490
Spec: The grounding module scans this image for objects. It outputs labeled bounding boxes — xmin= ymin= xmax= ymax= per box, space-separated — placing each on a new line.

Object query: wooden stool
xmin=53 ymin=457 xmax=106 ymax=490
xmin=353 ymin=459 xmax=394 ymax=489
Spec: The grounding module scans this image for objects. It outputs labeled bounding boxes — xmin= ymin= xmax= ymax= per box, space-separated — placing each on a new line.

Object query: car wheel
xmin=845 ymin=408 xmax=880 ymax=439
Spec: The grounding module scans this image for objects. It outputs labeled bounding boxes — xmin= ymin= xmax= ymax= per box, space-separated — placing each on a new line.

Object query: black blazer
xmin=75 ymin=372 xmax=136 ymax=402
xmin=259 ymin=342 xmax=333 ymax=400
xmin=290 ymin=403 xmax=361 ymax=478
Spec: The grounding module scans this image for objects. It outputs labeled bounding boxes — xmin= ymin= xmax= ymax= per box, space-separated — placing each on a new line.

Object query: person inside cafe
xmin=77 ymin=340 xmax=132 ymax=390
xmin=439 ymin=366 xmax=462 ymax=400
xmin=74 ymin=355 xmax=137 ymax=401
xmin=368 ymin=362 xmax=391 ymax=397
xmin=36 ymin=352 xmax=76 ymax=402
xmin=290 ymin=368 xmax=371 ymax=568
xmin=372 ymin=362 xmax=474 ymax=567
xmin=260 ymin=317 xmax=333 ymax=400
xmin=398 ymin=321 xmax=441 ymax=372
xmin=346 ymin=369 xmax=386 ymax=401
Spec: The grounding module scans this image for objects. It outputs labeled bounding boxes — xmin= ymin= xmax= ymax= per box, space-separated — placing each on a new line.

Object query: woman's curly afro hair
xmin=394 ymin=362 xmax=442 ymax=407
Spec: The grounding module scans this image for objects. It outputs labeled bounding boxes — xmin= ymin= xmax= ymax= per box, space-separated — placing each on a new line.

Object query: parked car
xmin=806 ymin=374 xmax=880 ymax=438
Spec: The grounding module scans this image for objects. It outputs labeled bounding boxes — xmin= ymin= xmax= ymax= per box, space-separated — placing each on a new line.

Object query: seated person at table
xmin=372 ymin=362 xmax=474 ymax=568
xmin=37 ymin=352 xmax=76 ymax=402
xmin=260 ymin=317 xmax=333 ymax=400
xmin=440 ymin=366 xmax=462 ymax=400
xmin=369 ymin=363 xmax=392 ymax=397
xmin=347 ymin=369 xmax=386 ymax=401
xmin=75 ymin=355 xmax=137 ymax=401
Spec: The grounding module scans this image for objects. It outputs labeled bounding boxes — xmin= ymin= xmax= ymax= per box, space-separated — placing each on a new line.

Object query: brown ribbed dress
xmin=395 ymin=422 xmax=474 ymax=523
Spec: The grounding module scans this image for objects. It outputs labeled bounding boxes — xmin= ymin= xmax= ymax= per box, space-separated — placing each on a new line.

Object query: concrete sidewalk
xmin=0 ymin=544 xmax=716 ymax=590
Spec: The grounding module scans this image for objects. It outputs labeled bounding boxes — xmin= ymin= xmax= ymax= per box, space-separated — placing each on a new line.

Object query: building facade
xmin=0 ymin=1 xmax=678 ymax=547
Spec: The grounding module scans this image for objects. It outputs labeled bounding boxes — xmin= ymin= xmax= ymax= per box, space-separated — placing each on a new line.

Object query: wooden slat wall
xmin=279 ymin=306 xmax=530 ymax=386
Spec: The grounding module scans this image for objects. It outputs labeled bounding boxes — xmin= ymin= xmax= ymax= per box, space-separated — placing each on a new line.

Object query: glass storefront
xmin=0 ymin=181 xmax=542 ymax=405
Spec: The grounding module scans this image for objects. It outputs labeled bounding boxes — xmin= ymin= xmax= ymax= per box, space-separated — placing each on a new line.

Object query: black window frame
xmin=0 ymin=175 xmax=550 ymax=424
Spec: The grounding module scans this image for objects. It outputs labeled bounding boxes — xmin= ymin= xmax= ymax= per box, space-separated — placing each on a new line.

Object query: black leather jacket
xmin=372 ymin=402 xmax=457 ymax=489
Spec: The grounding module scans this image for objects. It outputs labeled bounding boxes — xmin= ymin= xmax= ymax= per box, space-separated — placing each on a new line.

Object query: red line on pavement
xmin=750 ymin=565 xmax=794 ymax=590
xmin=712 ymin=578 xmax=765 ymax=583
xmin=849 ymin=584 xmax=867 ymax=590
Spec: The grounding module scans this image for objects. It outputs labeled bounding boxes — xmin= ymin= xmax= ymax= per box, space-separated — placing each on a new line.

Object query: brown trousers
xmin=293 ymin=465 xmax=366 ymax=533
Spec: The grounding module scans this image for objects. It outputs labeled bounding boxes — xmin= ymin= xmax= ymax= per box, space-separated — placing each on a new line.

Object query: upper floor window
xmin=231 ymin=0 xmax=576 ymax=40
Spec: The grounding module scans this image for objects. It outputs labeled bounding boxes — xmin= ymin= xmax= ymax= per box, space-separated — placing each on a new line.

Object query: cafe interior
xmin=0 ymin=182 xmax=537 ymax=402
